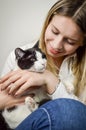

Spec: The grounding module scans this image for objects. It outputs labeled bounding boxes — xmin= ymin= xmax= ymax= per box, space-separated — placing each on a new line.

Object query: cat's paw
xmin=62 ymin=80 xmax=74 ymax=94
xmin=25 ymin=97 xmax=35 ymax=107
xmin=25 ymin=97 xmax=38 ymax=111
xmin=66 ymin=84 xmax=74 ymax=94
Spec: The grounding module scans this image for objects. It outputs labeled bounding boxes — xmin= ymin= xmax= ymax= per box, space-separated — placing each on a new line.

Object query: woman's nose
xmin=53 ymin=35 xmax=63 ymax=50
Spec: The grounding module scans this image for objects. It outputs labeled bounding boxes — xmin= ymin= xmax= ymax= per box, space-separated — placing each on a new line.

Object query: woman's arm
xmin=0 ymin=69 xmax=59 ymax=96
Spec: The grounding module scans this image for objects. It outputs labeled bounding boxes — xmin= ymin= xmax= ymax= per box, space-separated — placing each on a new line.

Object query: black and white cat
xmin=1 ymin=42 xmax=51 ymax=130
xmin=1 ymin=42 xmax=80 ymax=130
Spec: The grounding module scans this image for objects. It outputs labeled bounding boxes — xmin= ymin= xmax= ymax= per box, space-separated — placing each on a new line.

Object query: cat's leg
xmin=61 ymin=80 xmax=74 ymax=94
xmin=59 ymin=74 xmax=74 ymax=94
xmin=25 ymin=97 xmax=38 ymax=112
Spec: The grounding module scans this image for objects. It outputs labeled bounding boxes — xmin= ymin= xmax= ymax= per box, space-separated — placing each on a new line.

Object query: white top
xmin=1 ymin=41 xmax=83 ymax=102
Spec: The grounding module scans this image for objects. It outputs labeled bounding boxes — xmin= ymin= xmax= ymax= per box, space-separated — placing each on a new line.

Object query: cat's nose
xmin=41 ymin=60 xmax=47 ymax=66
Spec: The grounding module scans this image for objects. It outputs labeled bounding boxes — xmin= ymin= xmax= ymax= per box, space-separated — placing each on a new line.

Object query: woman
xmin=0 ymin=0 xmax=86 ymax=129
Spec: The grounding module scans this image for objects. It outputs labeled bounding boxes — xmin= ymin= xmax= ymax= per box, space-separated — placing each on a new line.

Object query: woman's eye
xmin=52 ymin=29 xmax=59 ymax=35
xmin=65 ymin=39 xmax=75 ymax=45
xmin=67 ymin=41 xmax=75 ymax=45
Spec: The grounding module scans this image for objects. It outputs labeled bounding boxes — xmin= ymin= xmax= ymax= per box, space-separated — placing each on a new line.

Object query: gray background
xmin=0 ymin=0 xmax=57 ymax=74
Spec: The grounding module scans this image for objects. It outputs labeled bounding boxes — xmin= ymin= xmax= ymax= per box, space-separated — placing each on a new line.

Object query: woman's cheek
xmin=64 ymin=45 xmax=79 ymax=55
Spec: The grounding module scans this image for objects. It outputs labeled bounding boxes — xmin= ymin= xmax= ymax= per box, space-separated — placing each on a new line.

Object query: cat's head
xmin=15 ymin=47 xmax=47 ymax=72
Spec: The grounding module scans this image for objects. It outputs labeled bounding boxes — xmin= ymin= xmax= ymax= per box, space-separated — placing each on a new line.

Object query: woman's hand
xmin=0 ymin=88 xmax=26 ymax=110
xmin=0 ymin=69 xmax=58 ymax=96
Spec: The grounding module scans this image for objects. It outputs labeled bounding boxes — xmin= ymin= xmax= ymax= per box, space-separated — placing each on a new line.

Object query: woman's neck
xmin=53 ymin=56 xmax=65 ymax=69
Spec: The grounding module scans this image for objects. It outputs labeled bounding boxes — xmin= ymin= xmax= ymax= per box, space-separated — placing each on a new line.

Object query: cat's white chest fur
xmin=2 ymin=97 xmax=38 ymax=129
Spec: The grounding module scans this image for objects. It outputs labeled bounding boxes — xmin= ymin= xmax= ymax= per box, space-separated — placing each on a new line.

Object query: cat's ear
xmin=33 ymin=41 xmax=39 ymax=48
xmin=15 ymin=48 xmax=25 ymax=59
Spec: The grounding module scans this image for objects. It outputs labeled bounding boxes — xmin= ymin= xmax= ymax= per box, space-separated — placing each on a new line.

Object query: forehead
xmin=50 ymin=15 xmax=83 ymax=42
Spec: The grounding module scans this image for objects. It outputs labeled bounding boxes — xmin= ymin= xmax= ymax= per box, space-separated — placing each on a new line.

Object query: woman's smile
xmin=48 ymin=43 xmax=63 ymax=55
xmin=46 ymin=42 xmax=65 ymax=59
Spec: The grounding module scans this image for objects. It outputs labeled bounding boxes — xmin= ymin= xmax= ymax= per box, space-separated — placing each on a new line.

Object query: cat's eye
xmin=28 ymin=55 xmax=33 ymax=58
xmin=30 ymin=58 xmax=35 ymax=62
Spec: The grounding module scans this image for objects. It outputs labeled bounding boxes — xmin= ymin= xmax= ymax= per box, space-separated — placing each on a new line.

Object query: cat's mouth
xmin=38 ymin=67 xmax=46 ymax=72
xmin=28 ymin=67 xmax=45 ymax=73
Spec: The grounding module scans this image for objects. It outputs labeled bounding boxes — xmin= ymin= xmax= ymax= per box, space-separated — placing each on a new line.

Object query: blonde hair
xmin=39 ymin=0 xmax=86 ymax=96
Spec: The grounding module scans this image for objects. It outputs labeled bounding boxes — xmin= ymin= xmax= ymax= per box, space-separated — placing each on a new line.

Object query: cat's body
xmin=1 ymin=42 xmax=81 ymax=130
xmin=1 ymin=42 xmax=51 ymax=129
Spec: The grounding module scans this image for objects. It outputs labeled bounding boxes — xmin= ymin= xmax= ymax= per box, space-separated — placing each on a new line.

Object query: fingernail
xmin=8 ymin=89 xmax=12 ymax=94
xmin=14 ymin=94 xmax=19 ymax=98
xmin=8 ymin=91 xmax=11 ymax=94
xmin=15 ymin=91 xmax=21 ymax=96
xmin=15 ymin=92 xmax=18 ymax=96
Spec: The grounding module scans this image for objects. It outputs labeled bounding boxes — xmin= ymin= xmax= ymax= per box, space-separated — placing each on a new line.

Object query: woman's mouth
xmin=49 ymin=45 xmax=61 ymax=55
xmin=49 ymin=48 xmax=60 ymax=54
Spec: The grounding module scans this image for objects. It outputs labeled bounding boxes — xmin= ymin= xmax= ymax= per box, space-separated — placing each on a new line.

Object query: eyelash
xmin=52 ymin=29 xmax=59 ymax=35
xmin=67 ymin=40 xmax=75 ymax=45
xmin=63 ymin=38 xmax=75 ymax=45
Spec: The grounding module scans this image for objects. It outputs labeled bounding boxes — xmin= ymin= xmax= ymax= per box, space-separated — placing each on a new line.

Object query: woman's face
xmin=45 ymin=15 xmax=84 ymax=59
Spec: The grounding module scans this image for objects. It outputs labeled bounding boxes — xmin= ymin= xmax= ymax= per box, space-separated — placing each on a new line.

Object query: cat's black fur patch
xmin=7 ymin=106 xmax=17 ymax=112
xmin=38 ymin=99 xmax=51 ymax=107
xmin=0 ymin=111 xmax=13 ymax=130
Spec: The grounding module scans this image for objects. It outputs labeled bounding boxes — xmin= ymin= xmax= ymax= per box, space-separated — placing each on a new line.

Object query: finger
xmin=1 ymin=73 xmax=22 ymax=90
xmin=6 ymin=96 xmax=26 ymax=108
xmin=1 ymin=69 xmax=29 ymax=90
xmin=0 ymin=69 xmax=22 ymax=83
xmin=14 ymin=76 xmax=43 ymax=96
xmin=8 ymin=78 xmax=26 ymax=94
xmin=0 ymin=71 xmax=13 ymax=83
xmin=8 ymin=73 xmax=31 ymax=94
xmin=14 ymin=80 xmax=34 ymax=96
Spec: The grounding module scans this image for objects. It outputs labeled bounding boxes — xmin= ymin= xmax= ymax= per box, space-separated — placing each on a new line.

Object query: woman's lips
xmin=49 ymin=45 xmax=61 ymax=55
xmin=49 ymin=48 xmax=59 ymax=54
